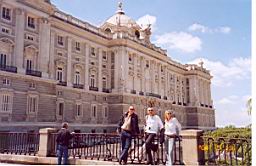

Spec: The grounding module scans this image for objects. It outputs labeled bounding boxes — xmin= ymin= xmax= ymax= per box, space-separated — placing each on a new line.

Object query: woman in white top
xmin=164 ymin=110 xmax=181 ymax=166
xmin=144 ymin=107 xmax=164 ymax=165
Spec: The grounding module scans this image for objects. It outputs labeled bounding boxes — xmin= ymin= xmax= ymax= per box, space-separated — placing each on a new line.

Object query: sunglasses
xmin=148 ymin=109 xmax=154 ymax=111
xmin=129 ymin=108 xmax=134 ymax=110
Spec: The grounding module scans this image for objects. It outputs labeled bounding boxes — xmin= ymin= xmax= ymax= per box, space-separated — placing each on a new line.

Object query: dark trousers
xmin=57 ymin=144 xmax=69 ymax=165
xmin=119 ymin=130 xmax=132 ymax=163
xmin=145 ymin=133 xmax=156 ymax=164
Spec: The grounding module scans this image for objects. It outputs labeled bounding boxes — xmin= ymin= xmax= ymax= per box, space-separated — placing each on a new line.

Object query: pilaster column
xmin=49 ymin=30 xmax=55 ymax=79
xmin=158 ymin=64 xmax=161 ymax=95
xmin=150 ymin=61 xmax=154 ymax=93
xmin=14 ymin=8 xmax=25 ymax=73
xmin=133 ymin=54 xmax=138 ymax=91
xmin=165 ymin=68 xmax=168 ymax=97
xmin=113 ymin=49 xmax=119 ymax=92
xmin=84 ymin=44 xmax=90 ymax=90
xmin=141 ymin=57 xmax=145 ymax=92
xmin=39 ymin=18 xmax=51 ymax=78
xmin=98 ymin=48 xmax=103 ymax=92
xmin=67 ymin=37 xmax=72 ymax=87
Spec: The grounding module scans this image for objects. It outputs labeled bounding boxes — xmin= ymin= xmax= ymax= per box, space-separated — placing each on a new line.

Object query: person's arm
xmin=56 ymin=131 xmax=61 ymax=144
xmin=117 ymin=115 xmax=124 ymax=133
xmin=158 ymin=116 xmax=164 ymax=130
xmin=174 ymin=118 xmax=182 ymax=135
xmin=134 ymin=115 xmax=140 ymax=135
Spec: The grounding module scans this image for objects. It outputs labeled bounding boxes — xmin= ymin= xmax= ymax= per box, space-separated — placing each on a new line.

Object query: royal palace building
xmin=0 ymin=0 xmax=215 ymax=132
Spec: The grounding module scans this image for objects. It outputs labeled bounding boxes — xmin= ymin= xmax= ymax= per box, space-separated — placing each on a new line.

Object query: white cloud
xmin=188 ymin=57 xmax=251 ymax=87
xmin=216 ymin=94 xmax=251 ymax=127
xmin=188 ymin=23 xmax=231 ymax=34
xmin=155 ymin=32 xmax=202 ymax=53
xmin=136 ymin=14 xmax=157 ymax=32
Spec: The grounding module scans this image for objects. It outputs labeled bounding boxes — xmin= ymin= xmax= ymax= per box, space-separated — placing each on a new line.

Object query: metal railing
xmin=49 ymin=133 xmax=183 ymax=165
xmin=201 ymin=136 xmax=251 ymax=165
xmin=26 ymin=69 xmax=42 ymax=77
xmin=0 ymin=132 xmax=40 ymax=156
xmin=0 ymin=65 xmax=17 ymax=73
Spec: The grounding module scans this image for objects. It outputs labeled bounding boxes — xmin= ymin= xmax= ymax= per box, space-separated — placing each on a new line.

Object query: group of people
xmin=56 ymin=106 xmax=181 ymax=165
xmin=117 ymin=106 xmax=182 ymax=165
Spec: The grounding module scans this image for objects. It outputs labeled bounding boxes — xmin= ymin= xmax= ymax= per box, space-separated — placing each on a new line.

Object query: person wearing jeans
xmin=144 ymin=107 xmax=164 ymax=165
xmin=56 ymin=122 xmax=74 ymax=165
xmin=164 ymin=110 xmax=181 ymax=166
xmin=117 ymin=106 xmax=140 ymax=165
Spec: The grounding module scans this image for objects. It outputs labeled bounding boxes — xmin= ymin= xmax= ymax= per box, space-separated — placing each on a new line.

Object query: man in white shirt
xmin=144 ymin=107 xmax=164 ymax=165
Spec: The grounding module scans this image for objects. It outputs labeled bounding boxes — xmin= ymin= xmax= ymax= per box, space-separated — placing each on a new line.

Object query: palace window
xmin=75 ymin=42 xmax=80 ymax=51
xmin=27 ymin=95 xmax=38 ymax=113
xmin=26 ymin=59 xmax=33 ymax=70
xmin=74 ymin=71 xmax=80 ymax=84
xmin=91 ymin=105 xmax=97 ymax=118
xmin=102 ymin=51 xmax=107 ymax=60
xmin=2 ymin=7 xmax=11 ymax=21
xmin=27 ymin=16 xmax=35 ymax=29
xmin=1 ymin=27 xmax=10 ymax=34
xmin=91 ymin=47 xmax=95 ymax=56
xmin=3 ymin=78 xmax=10 ymax=86
xmin=57 ymin=36 xmax=64 ymax=46
xmin=103 ymin=106 xmax=108 ymax=118
xmin=90 ymin=74 xmax=95 ymax=87
xmin=0 ymin=93 xmax=12 ymax=112
xmin=0 ymin=53 xmax=7 ymax=67
xmin=102 ymin=77 xmax=107 ymax=89
xmin=76 ymin=104 xmax=82 ymax=117
xmin=29 ymin=82 xmax=36 ymax=89
xmin=26 ymin=35 xmax=34 ymax=41
xmin=58 ymin=102 xmax=64 ymax=116
xmin=56 ymin=67 xmax=63 ymax=82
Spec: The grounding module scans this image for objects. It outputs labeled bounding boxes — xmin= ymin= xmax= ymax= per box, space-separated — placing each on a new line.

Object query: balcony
xmin=163 ymin=96 xmax=167 ymax=100
xmin=102 ymin=88 xmax=111 ymax=93
xmin=172 ymin=101 xmax=176 ymax=105
xmin=145 ymin=92 xmax=161 ymax=99
xmin=26 ymin=69 xmax=42 ymax=77
xmin=57 ymin=81 xmax=67 ymax=86
xmin=0 ymin=65 xmax=17 ymax=73
xmin=209 ymin=105 xmax=213 ymax=108
xmin=200 ymin=103 xmax=204 ymax=107
xmin=139 ymin=91 xmax=144 ymax=96
xmin=130 ymin=90 xmax=136 ymax=94
xmin=89 ymin=86 xmax=98 ymax=91
xmin=73 ymin=84 xmax=84 ymax=89
xmin=183 ymin=103 xmax=187 ymax=106
xmin=178 ymin=102 xmax=182 ymax=105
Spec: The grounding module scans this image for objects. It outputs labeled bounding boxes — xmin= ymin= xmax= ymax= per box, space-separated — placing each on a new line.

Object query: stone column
xmin=39 ymin=18 xmax=51 ymax=78
xmin=180 ymin=129 xmax=205 ymax=165
xmin=84 ymin=44 xmax=90 ymax=90
xmin=113 ymin=49 xmax=119 ymax=92
xmin=141 ymin=57 xmax=145 ymax=93
xmin=98 ymin=48 xmax=103 ymax=92
xmin=121 ymin=48 xmax=128 ymax=92
xmin=158 ymin=64 xmax=161 ymax=95
xmin=165 ymin=67 xmax=168 ymax=97
xmin=49 ymin=30 xmax=55 ymax=79
xmin=14 ymin=8 xmax=25 ymax=73
xmin=38 ymin=128 xmax=57 ymax=157
xmin=133 ymin=54 xmax=137 ymax=91
xmin=67 ymin=37 xmax=72 ymax=87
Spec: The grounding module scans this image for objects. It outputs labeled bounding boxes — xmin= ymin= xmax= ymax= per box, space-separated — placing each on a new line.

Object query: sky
xmin=51 ymin=0 xmax=252 ymax=127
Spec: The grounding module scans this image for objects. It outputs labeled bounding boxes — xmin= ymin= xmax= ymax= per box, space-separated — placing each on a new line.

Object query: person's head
xmin=147 ymin=107 xmax=155 ymax=116
xmin=128 ymin=106 xmax=135 ymax=115
xmin=165 ymin=110 xmax=175 ymax=121
xmin=62 ymin=122 xmax=69 ymax=129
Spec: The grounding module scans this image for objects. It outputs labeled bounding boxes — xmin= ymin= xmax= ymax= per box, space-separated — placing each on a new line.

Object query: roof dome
xmin=102 ymin=2 xmax=140 ymax=29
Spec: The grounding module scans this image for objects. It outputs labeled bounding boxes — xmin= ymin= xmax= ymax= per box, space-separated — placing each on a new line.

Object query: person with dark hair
xmin=117 ymin=106 xmax=140 ymax=165
xmin=56 ymin=122 xmax=74 ymax=165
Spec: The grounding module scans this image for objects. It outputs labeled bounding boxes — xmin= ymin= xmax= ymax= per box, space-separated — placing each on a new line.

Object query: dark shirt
xmin=56 ymin=128 xmax=72 ymax=146
xmin=118 ymin=112 xmax=140 ymax=136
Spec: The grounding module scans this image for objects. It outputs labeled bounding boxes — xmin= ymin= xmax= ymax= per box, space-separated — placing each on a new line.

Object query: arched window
xmin=105 ymin=28 xmax=112 ymax=33
xmin=135 ymin=30 xmax=140 ymax=39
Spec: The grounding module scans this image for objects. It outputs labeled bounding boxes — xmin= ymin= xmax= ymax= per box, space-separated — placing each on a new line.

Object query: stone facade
xmin=0 ymin=0 xmax=215 ymax=132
